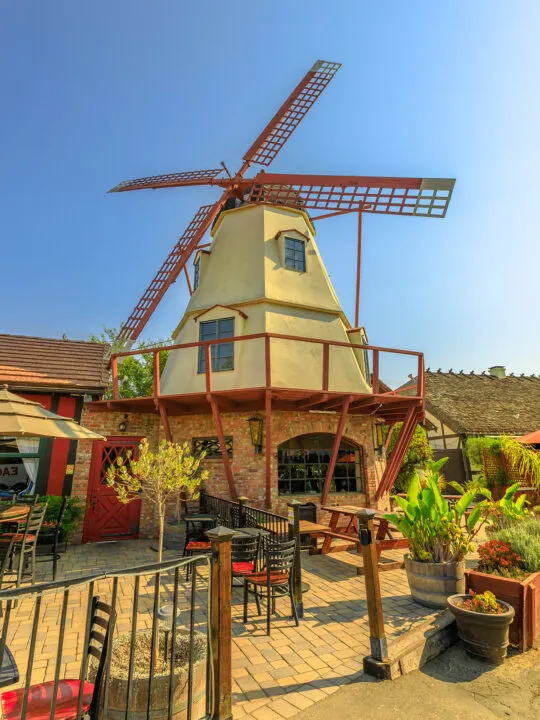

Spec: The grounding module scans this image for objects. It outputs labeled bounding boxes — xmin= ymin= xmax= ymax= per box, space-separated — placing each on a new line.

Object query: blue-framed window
xmin=284 ymin=236 xmax=306 ymax=272
xmin=193 ymin=257 xmax=200 ymax=290
xmin=198 ymin=317 xmax=235 ymax=373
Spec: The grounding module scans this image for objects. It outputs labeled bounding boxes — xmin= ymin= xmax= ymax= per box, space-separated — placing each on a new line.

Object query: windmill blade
xmin=242 ymin=60 xmax=341 ymax=169
xmin=247 ymin=174 xmax=455 ymax=218
xmin=108 ymin=168 xmax=225 ymax=193
xmin=118 ymin=201 xmax=223 ymax=343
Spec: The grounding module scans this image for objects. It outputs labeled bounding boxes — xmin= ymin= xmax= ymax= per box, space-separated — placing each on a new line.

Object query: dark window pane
xmin=198 ymin=317 xmax=235 ymax=373
xmin=276 ymin=433 xmax=362 ymax=495
xmin=284 ymin=236 xmax=306 ymax=272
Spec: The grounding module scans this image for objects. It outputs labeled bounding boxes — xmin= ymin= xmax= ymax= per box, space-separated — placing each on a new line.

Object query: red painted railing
xmin=110 ymin=332 xmax=424 ymax=402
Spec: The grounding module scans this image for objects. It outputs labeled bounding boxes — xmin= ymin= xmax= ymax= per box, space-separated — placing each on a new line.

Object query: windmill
xmin=110 ymin=59 xmax=454 ymax=344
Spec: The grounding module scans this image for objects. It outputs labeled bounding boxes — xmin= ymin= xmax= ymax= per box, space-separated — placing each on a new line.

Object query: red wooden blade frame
xmin=118 ymin=201 xmax=223 ymax=343
xmin=108 ymin=168 xmax=224 ymax=193
xmin=242 ymin=60 xmax=341 ymax=168
xmin=246 ymin=174 xmax=455 ymax=218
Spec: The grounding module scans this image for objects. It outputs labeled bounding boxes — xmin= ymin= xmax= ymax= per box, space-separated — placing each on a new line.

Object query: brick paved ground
xmin=1 ymin=541 xmax=437 ymax=719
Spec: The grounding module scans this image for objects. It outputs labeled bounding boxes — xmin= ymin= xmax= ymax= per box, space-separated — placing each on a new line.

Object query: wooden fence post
xmin=237 ymin=496 xmax=248 ymax=528
xmin=287 ymin=500 xmax=304 ymax=619
xmin=206 ymin=526 xmax=234 ymax=720
xmin=357 ymin=509 xmax=389 ymax=674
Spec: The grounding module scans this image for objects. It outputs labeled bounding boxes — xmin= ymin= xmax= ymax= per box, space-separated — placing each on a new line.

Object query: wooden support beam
xmin=208 ymin=394 xmax=237 ymax=501
xmin=355 ymin=211 xmax=362 ymax=328
xmin=265 ymin=390 xmax=272 ymax=509
xmin=298 ymin=393 xmax=329 ymax=410
xmin=157 ymin=401 xmax=172 ymax=441
xmin=153 ymin=351 xmax=161 ymax=397
xmin=111 ymin=357 xmax=119 ymax=400
xmin=348 ymin=396 xmax=378 ymax=411
xmin=372 ymin=349 xmax=379 ymax=394
xmin=183 ymin=265 xmax=193 ymax=295
xmin=375 ymin=407 xmax=418 ymax=500
xmin=322 ymin=343 xmax=330 ymax=391
xmin=321 ymin=396 xmax=352 ymax=505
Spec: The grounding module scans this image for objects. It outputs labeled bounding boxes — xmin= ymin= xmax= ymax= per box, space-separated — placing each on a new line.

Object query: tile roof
xmin=424 ymin=370 xmax=540 ymax=435
xmin=0 ymin=334 xmax=110 ymax=394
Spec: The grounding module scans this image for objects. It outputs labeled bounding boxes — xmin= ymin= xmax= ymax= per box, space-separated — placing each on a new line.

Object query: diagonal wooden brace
xmin=374 ymin=406 xmax=419 ymax=501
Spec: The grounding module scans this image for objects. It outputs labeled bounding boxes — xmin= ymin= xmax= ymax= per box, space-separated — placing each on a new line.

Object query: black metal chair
xmin=243 ymin=537 xmax=299 ymax=635
xmin=35 ymin=495 xmax=68 ymax=581
xmin=0 ymin=595 xmax=114 ymax=720
xmin=0 ymin=502 xmax=48 ymax=587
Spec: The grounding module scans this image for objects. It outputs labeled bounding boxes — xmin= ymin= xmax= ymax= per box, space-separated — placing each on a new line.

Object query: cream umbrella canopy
xmin=0 ymin=386 xmax=105 ymax=440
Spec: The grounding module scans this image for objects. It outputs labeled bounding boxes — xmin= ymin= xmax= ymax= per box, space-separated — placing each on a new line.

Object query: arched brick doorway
xmin=277 ymin=433 xmax=364 ymax=498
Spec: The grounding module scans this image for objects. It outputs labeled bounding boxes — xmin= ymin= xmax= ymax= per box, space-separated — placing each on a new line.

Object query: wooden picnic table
xmin=319 ymin=504 xmax=408 ymax=574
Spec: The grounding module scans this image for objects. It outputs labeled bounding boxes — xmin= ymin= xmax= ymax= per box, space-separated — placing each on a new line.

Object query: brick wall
xmin=73 ymin=405 xmax=388 ymax=541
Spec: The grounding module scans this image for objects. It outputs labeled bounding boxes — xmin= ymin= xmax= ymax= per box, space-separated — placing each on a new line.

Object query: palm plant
xmin=384 ymin=458 xmax=486 ymax=563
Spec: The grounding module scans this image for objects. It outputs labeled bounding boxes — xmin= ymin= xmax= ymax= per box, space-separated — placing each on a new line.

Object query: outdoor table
xmin=0 ymin=505 xmax=30 ymax=525
xmin=319 ymin=504 xmax=408 ymax=573
xmin=0 ymin=645 xmax=19 ymax=688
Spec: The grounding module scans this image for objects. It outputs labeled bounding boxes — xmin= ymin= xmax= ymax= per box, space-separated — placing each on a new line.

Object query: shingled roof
xmin=0 ymin=334 xmax=110 ymax=395
xmin=425 ymin=369 xmax=540 ymax=436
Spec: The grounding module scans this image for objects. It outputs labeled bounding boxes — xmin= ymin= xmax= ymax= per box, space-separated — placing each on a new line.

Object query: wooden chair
xmin=35 ymin=495 xmax=68 ymax=581
xmin=0 ymin=502 xmax=48 ymax=587
xmin=243 ymin=538 xmax=299 ymax=635
xmin=0 ymin=596 xmax=113 ymax=720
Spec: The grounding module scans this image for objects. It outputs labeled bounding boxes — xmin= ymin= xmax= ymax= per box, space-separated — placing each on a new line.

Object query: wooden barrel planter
xmin=465 ymin=569 xmax=540 ymax=651
xmin=101 ymin=629 xmax=207 ymax=720
xmin=405 ymin=554 xmax=465 ymax=608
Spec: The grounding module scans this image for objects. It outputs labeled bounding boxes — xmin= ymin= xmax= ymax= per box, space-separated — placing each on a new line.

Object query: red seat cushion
xmin=232 ymin=561 xmax=255 ymax=575
xmin=1 ymin=679 xmax=94 ymax=720
xmin=186 ymin=541 xmax=211 ymax=551
xmin=244 ymin=570 xmax=289 ymax=586
xmin=0 ymin=533 xmax=35 ymax=543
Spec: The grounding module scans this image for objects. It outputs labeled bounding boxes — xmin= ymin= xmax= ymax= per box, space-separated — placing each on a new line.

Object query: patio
xmin=3 ymin=539 xmax=440 ymax=720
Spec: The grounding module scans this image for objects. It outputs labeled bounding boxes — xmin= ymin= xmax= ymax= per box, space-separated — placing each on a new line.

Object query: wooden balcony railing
xmin=109 ymin=332 xmax=424 ymax=403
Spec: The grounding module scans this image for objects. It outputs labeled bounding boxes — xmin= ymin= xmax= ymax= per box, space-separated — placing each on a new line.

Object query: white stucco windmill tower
xmin=93 ymin=59 xmax=454 ymax=513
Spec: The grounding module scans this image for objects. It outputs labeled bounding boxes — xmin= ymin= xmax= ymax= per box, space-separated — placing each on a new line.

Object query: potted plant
xmin=105 ymin=439 xmax=209 ymax=719
xmin=447 ymin=590 xmax=515 ymax=664
xmin=38 ymin=495 xmax=85 ymax=549
xmin=465 ymin=516 xmax=540 ymax=651
xmin=385 ymin=458 xmax=487 ymax=608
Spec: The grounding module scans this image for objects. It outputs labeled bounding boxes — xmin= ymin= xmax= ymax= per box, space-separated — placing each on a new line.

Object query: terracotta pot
xmin=404 ymin=554 xmax=465 ymax=608
xmin=447 ymin=594 xmax=515 ymax=664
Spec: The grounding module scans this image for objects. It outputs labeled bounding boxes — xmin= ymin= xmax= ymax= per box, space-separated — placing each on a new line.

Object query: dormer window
xmin=193 ymin=257 xmax=200 ymax=290
xmin=198 ymin=317 xmax=235 ymax=373
xmin=284 ymin=236 xmax=306 ymax=272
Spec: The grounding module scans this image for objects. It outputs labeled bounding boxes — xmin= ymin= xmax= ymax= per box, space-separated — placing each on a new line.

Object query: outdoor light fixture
xmin=374 ymin=422 xmax=385 ymax=458
xmin=248 ymin=416 xmax=264 ymax=454
xmin=118 ymin=414 xmax=129 ymax=432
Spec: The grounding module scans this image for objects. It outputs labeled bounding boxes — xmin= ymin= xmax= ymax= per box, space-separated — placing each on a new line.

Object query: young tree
xmin=89 ymin=326 xmax=171 ymax=399
xmin=106 ymin=439 xmax=209 ymax=564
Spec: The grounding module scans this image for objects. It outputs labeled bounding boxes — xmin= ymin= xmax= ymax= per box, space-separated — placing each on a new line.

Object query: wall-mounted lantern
xmin=247 ymin=416 xmax=264 ymax=454
xmin=118 ymin=414 xmax=129 ymax=432
xmin=374 ymin=421 xmax=385 ymax=458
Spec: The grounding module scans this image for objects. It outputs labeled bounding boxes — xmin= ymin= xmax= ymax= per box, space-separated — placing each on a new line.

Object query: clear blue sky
xmin=1 ymin=1 xmax=539 ymax=379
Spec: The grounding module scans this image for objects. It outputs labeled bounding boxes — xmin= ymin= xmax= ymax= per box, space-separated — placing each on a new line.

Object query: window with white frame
xmin=198 ymin=317 xmax=235 ymax=373
xmin=284 ymin=236 xmax=306 ymax=272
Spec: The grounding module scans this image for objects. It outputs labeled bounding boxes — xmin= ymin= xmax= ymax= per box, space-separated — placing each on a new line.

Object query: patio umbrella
xmin=0 ymin=386 xmax=105 ymax=440
xmin=515 ymin=430 xmax=540 ymax=445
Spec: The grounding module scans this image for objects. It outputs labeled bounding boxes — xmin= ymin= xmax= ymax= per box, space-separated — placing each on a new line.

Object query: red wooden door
xmin=83 ymin=437 xmax=142 ymax=543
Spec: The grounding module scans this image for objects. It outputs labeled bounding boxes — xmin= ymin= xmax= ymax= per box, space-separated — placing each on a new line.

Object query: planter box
xmin=465 ymin=569 xmax=540 ymax=651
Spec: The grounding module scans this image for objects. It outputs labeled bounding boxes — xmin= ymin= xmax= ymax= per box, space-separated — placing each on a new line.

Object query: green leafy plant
xmin=387 ymin=424 xmax=432 ymax=493
xmin=462 ymin=590 xmax=504 ymax=614
xmin=89 ymin=326 xmax=171 ymax=399
xmin=494 ymin=518 xmax=540 ymax=574
xmin=384 ymin=458 xmax=485 ymax=563
xmin=42 ymin=494 xmax=85 ymax=542
xmin=482 ymin=483 xmax=530 ymax=530
xmin=465 ymin=435 xmax=540 ymax=490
